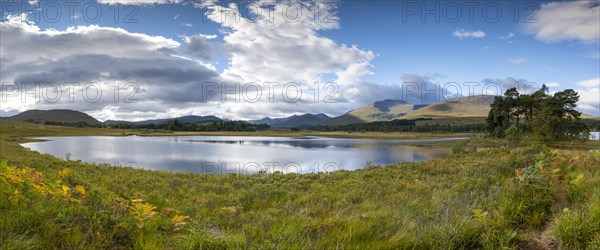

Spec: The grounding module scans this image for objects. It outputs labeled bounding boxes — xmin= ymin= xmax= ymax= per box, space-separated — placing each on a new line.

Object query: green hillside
xmin=315 ymin=113 xmax=366 ymax=126
xmin=10 ymin=109 xmax=101 ymax=125
xmin=317 ymin=99 xmax=419 ymax=126
xmin=271 ymin=114 xmax=330 ymax=128
xmin=401 ymin=95 xmax=495 ymax=119
xmin=348 ymin=99 xmax=416 ymax=121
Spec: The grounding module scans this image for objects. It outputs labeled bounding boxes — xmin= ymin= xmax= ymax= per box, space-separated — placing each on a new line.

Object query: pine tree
xmin=486 ymin=86 xmax=589 ymax=141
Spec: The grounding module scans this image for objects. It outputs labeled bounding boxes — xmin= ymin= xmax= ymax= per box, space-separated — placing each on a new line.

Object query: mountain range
xmin=249 ymin=113 xmax=330 ymax=128
xmin=315 ymin=99 xmax=430 ymax=126
xmin=8 ymin=95 xmax=592 ymax=128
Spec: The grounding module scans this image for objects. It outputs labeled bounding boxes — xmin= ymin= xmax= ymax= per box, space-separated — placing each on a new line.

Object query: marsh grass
xmin=0 ymin=121 xmax=599 ymax=248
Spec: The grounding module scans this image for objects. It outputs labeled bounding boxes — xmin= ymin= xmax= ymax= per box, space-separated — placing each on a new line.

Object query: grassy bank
xmin=1 ymin=121 xmax=599 ymax=249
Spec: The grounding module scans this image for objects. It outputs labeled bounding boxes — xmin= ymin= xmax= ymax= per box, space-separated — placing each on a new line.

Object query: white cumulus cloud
xmin=576 ymin=77 xmax=600 ymax=88
xmin=576 ymin=87 xmax=600 ymax=117
xmin=526 ymin=1 xmax=600 ymax=43
xmin=574 ymin=77 xmax=600 ymax=116
xmin=200 ymin=1 xmax=375 ymax=85
xmin=452 ymin=29 xmax=486 ymax=39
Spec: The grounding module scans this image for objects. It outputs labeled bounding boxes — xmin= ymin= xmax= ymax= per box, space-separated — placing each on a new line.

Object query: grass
xmin=1 ymin=120 xmax=599 ymax=249
xmin=414 ymin=117 xmax=487 ymax=126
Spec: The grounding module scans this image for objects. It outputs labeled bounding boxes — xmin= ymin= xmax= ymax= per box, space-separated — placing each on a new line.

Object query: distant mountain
xmin=401 ymin=95 xmax=495 ymax=119
xmin=354 ymin=99 xmax=416 ymax=121
xmin=274 ymin=114 xmax=330 ymax=128
xmin=105 ymin=115 xmax=222 ymax=126
xmin=9 ymin=109 xmax=102 ymax=125
xmin=316 ymin=113 xmax=366 ymax=126
xmin=248 ymin=116 xmax=294 ymax=126
xmin=250 ymin=113 xmax=330 ymax=128
xmin=13 ymin=95 xmax=591 ymax=129
xmin=316 ymin=99 xmax=426 ymax=126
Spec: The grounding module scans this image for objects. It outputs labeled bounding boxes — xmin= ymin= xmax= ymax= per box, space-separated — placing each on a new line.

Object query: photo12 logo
xmin=1 ymin=1 xmax=139 ymax=23
xmin=0 ymin=80 xmax=543 ymax=105
xmin=400 ymin=1 xmax=539 ymax=23
xmin=199 ymin=82 xmax=339 ymax=103
xmin=1 ymin=82 xmax=140 ymax=104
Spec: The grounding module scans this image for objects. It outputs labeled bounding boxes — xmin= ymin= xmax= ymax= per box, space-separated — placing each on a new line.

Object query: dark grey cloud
xmin=186 ymin=35 xmax=213 ymax=61
xmin=0 ymin=15 xmax=235 ymax=120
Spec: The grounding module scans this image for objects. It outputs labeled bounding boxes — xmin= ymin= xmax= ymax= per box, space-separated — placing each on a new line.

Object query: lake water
xmin=590 ymin=132 xmax=600 ymax=140
xmin=21 ymin=136 xmax=467 ymax=174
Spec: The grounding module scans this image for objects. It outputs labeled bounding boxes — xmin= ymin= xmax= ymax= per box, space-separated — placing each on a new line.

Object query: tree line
xmin=110 ymin=120 xmax=270 ymax=132
xmin=310 ymin=119 xmax=486 ymax=133
xmin=486 ymin=85 xmax=589 ymax=140
xmin=42 ymin=121 xmax=103 ymax=128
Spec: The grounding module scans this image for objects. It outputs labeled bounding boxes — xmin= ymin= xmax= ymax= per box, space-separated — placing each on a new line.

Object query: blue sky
xmin=0 ymin=0 xmax=598 ymax=120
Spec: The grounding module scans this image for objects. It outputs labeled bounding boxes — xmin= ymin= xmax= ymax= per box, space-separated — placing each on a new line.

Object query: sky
xmin=0 ymin=0 xmax=598 ymax=121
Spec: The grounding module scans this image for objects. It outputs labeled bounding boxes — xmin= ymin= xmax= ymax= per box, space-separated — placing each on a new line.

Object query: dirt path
xmin=524 ymin=181 xmax=568 ymax=249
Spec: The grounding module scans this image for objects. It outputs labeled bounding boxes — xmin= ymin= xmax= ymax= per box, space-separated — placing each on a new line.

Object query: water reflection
xmin=21 ymin=136 xmax=467 ymax=174
xmin=590 ymin=132 xmax=600 ymax=141
xmin=181 ymin=137 xmax=467 ymax=149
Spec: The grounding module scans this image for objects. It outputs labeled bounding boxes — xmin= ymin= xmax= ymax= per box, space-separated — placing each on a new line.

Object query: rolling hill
xmin=400 ymin=95 xmax=495 ymax=119
xmin=315 ymin=113 xmax=366 ymax=126
xmin=272 ymin=114 xmax=330 ymax=128
xmin=9 ymin=109 xmax=101 ymax=125
xmin=317 ymin=99 xmax=427 ymax=126
xmin=581 ymin=113 xmax=598 ymax=119
xmin=250 ymin=114 xmax=330 ymax=128
xmin=248 ymin=116 xmax=294 ymax=126
xmin=346 ymin=99 xmax=415 ymax=121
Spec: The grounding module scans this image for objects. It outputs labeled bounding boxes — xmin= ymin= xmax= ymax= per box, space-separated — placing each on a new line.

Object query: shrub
xmin=452 ymin=140 xmax=469 ymax=154
xmin=554 ymin=194 xmax=600 ymax=249
xmin=505 ymin=125 xmax=520 ymax=147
